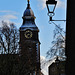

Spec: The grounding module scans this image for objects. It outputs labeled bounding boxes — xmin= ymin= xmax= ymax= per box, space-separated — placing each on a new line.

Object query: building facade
xmin=48 ymin=57 xmax=66 ymax=75
xmin=19 ymin=0 xmax=41 ymax=75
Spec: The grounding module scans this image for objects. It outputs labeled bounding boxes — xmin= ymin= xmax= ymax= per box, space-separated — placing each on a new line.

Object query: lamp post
xmin=46 ymin=0 xmax=75 ymax=75
xmin=46 ymin=0 xmax=66 ymax=21
xmin=46 ymin=0 xmax=66 ymax=75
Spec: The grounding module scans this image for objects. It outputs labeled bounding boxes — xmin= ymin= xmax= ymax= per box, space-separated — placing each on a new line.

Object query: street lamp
xmin=46 ymin=0 xmax=57 ymax=16
xmin=46 ymin=0 xmax=66 ymax=21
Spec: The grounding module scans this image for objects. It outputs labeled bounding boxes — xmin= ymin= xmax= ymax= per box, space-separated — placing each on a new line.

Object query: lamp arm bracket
xmin=51 ymin=20 xmax=66 ymax=21
xmin=50 ymin=17 xmax=66 ymax=22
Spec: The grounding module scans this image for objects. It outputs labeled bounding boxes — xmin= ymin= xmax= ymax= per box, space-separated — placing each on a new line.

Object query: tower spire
xmin=27 ymin=0 xmax=30 ymax=9
xmin=28 ymin=0 xmax=30 ymax=4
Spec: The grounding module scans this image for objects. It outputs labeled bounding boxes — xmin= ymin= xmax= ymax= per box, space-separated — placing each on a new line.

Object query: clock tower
xmin=19 ymin=0 xmax=41 ymax=75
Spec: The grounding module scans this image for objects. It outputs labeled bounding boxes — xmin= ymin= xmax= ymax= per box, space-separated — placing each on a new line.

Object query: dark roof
xmin=23 ymin=8 xmax=34 ymax=17
xmin=20 ymin=1 xmax=39 ymax=31
xmin=23 ymin=2 xmax=34 ymax=18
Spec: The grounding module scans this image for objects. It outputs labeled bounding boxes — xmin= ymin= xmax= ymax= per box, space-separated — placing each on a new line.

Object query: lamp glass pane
xmin=48 ymin=4 xmax=55 ymax=13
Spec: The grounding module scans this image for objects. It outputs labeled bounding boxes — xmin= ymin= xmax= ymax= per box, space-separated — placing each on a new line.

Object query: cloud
xmin=0 ymin=14 xmax=17 ymax=20
xmin=0 ymin=15 xmax=17 ymax=20
xmin=0 ymin=10 xmax=11 ymax=13
xmin=37 ymin=0 xmax=46 ymax=9
xmin=0 ymin=10 xmax=18 ymax=21
xmin=56 ymin=0 xmax=66 ymax=8
xmin=40 ymin=56 xmax=56 ymax=75
xmin=0 ymin=10 xmax=19 ymax=27
xmin=40 ymin=56 xmax=48 ymax=75
xmin=0 ymin=14 xmax=18 ymax=27
xmin=0 ymin=10 xmax=18 ymax=15
xmin=37 ymin=0 xmax=66 ymax=9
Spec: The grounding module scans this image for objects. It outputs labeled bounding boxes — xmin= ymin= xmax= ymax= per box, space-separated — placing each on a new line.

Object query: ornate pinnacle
xmin=28 ymin=0 xmax=30 ymax=4
xmin=27 ymin=0 xmax=30 ymax=8
xmin=28 ymin=0 xmax=30 ymax=1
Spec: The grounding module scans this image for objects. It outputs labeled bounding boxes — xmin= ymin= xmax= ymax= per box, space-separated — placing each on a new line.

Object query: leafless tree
xmin=46 ymin=24 xmax=66 ymax=58
xmin=0 ymin=21 xmax=41 ymax=75
xmin=0 ymin=21 xmax=19 ymax=54
xmin=0 ymin=21 xmax=20 ymax=75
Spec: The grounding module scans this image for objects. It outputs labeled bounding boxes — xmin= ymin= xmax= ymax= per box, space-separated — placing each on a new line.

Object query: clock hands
xmin=25 ymin=30 xmax=32 ymax=39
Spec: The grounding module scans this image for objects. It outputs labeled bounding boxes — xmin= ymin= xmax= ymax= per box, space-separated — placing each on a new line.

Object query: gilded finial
xmin=28 ymin=0 xmax=30 ymax=1
xmin=28 ymin=0 xmax=30 ymax=4
xmin=27 ymin=0 xmax=30 ymax=9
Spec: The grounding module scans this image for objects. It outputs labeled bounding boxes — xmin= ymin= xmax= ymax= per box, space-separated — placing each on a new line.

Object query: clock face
xmin=24 ymin=30 xmax=32 ymax=39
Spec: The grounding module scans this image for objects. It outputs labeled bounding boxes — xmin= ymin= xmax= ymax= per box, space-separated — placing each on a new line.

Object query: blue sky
xmin=0 ymin=0 xmax=67 ymax=74
xmin=0 ymin=0 xmax=67 ymax=58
